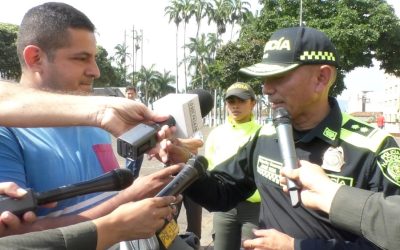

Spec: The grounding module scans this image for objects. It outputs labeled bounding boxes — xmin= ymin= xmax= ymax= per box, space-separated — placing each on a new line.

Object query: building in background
xmin=382 ymin=75 xmax=400 ymax=123
xmin=344 ymin=74 xmax=399 ymax=134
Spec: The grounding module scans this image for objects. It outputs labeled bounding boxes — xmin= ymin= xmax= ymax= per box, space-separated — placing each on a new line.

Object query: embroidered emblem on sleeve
xmin=377 ymin=147 xmax=400 ymax=187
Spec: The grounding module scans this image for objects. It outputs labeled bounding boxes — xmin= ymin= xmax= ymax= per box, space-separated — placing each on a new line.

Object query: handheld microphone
xmin=155 ymin=155 xmax=208 ymax=250
xmin=156 ymin=155 xmax=208 ymax=197
xmin=117 ymin=90 xmax=213 ymax=160
xmin=272 ymin=107 xmax=301 ymax=207
xmin=0 ymin=168 xmax=134 ymax=216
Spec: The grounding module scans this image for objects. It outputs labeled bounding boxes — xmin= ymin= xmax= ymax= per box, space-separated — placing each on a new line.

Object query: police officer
xmin=162 ymin=26 xmax=400 ymax=249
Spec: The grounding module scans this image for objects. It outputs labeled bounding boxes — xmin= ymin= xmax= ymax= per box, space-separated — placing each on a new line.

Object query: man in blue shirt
xmin=0 ymin=2 xmax=179 ymax=237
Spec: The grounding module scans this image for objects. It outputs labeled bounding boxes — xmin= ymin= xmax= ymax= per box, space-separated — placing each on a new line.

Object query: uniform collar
xmin=296 ymin=97 xmax=342 ymax=146
xmin=227 ymin=114 xmax=256 ymax=129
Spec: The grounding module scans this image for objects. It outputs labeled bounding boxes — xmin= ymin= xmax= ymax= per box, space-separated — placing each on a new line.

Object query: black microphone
xmin=117 ymin=90 xmax=214 ymax=160
xmin=0 ymin=168 xmax=134 ymax=216
xmin=156 ymin=155 xmax=208 ymax=197
xmin=155 ymin=155 xmax=208 ymax=250
xmin=272 ymin=107 xmax=301 ymax=207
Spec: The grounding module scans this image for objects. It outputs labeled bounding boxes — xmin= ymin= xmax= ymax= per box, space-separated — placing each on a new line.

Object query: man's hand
xmin=95 ymin=195 xmax=182 ymax=249
xmin=172 ymin=138 xmax=204 ymax=155
xmin=118 ymin=164 xmax=183 ymax=202
xmin=280 ymin=160 xmax=341 ymax=213
xmin=149 ymin=137 xmax=204 ymax=165
xmin=242 ymin=229 xmax=294 ymax=250
xmin=0 ymin=182 xmax=37 ymax=236
xmin=96 ymin=98 xmax=169 ymax=137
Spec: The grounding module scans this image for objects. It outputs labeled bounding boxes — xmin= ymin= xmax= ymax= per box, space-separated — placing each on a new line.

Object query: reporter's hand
xmin=0 ymin=182 xmax=37 ymax=236
xmin=172 ymin=138 xmax=203 ymax=155
xmin=118 ymin=164 xmax=184 ymax=202
xmin=280 ymin=160 xmax=341 ymax=213
xmin=96 ymin=98 xmax=169 ymax=137
xmin=95 ymin=195 xmax=182 ymax=249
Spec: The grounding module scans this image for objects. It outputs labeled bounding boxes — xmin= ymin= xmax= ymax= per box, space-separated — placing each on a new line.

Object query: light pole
xmin=360 ymin=90 xmax=372 ymax=112
xmin=299 ymin=0 xmax=303 ymax=26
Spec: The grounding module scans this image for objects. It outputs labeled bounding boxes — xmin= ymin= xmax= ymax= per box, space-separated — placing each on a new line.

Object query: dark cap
xmin=225 ymin=82 xmax=255 ymax=100
xmin=239 ymin=27 xmax=339 ymax=78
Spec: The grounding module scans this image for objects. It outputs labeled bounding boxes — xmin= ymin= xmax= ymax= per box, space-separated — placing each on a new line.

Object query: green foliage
xmin=94 ymin=46 xmax=120 ymax=87
xmin=221 ymin=0 xmax=400 ymax=97
xmin=0 ymin=23 xmax=21 ymax=80
xmin=208 ymin=39 xmax=264 ymax=94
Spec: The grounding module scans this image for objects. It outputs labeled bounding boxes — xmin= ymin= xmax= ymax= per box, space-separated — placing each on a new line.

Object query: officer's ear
xmin=314 ymin=65 xmax=334 ymax=93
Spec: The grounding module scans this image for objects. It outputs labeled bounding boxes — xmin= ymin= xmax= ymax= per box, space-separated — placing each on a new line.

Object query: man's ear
xmin=23 ymin=45 xmax=44 ymax=71
xmin=315 ymin=65 xmax=333 ymax=93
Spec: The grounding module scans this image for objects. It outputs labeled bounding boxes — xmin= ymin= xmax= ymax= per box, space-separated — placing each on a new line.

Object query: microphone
xmin=156 ymin=155 xmax=208 ymax=197
xmin=0 ymin=168 xmax=134 ymax=216
xmin=272 ymin=107 xmax=301 ymax=207
xmin=117 ymin=90 xmax=213 ymax=160
xmin=155 ymin=155 xmax=208 ymax=250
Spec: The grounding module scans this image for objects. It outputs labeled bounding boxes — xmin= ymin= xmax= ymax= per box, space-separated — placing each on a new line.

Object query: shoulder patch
xmin=342 ymin=119 xmax=375 ymax=136
xmin=377 ymin=147 xmax=400 ymax=187
xmin=341 ymin=114 xmax=391 ymax=153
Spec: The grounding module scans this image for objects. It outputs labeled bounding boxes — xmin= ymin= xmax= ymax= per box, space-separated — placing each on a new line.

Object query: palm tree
xmin=191 ymin=0 xmax=209 ymax=39
xmin=185 ymin=34 xmax=213 ymax=89
xmin=113 ymin=43 xmax=131 ymax=85
xmin=207 ymin=33 xmax=221 ymax=60
xmin=136 ymin=65 xmax=158 ymax=106
xmin=228 ymin=0 xmax=251 ymax=40
xmin=155 ymin=70 xmax=176 ymax=98
xmin=165 ymin=0 xmax=183 ymax=93
xmin=180 ymin=0 xmax=194 ymax=92
xmin=207 ymin=0 xmax=231 ymax=47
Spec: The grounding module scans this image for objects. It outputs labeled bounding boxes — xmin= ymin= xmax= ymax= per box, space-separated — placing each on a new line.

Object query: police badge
xmin=322 ymin=146 xmax=345 ymax=172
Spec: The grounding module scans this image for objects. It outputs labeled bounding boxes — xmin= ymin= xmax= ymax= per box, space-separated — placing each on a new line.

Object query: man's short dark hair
xmin=16 ymin=2 xmax=95 ymax=67
xmin=125 ymin=86 xmax=137 ymax=93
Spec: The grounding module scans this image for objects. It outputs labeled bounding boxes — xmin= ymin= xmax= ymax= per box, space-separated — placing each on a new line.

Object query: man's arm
xmin=331 ymin=186 xmax=400 ymax=250
xmin=0 ymin=197 xmax=179 ymax=250
xmin=2 ymin=164 xmax=183 ymax=235
xmin=0 ymin=80 xmax=168 ymax=137
xmin=0 ymin=221 xmax=97 ymax=250
xmin=280 ymin=161 xmax=399 ymax=250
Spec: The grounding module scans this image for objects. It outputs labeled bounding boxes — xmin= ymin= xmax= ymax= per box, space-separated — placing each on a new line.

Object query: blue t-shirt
xmin=0 ymin=126 xmax=119 ymax=216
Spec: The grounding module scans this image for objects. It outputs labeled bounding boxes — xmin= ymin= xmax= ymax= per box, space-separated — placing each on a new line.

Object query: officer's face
xmin=226 ymin=96 xmax=256 ymax=123
xmin=262 ymin=65 xmax=323 ymax=125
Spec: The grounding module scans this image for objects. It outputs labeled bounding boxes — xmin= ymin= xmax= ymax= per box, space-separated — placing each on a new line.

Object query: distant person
xmin=205 ymin=82 xmax=261 ymax=250
xmin=377 ymin=114 xmax=385 ymax=129
xmin=125 ymin=85 xmax=139 ymax=101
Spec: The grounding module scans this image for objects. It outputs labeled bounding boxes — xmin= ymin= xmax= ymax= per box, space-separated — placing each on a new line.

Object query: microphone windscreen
xmin=113 ymin=168 xmax=135 ymax=190
xmin=190 ymin=154 xmax=208 ymax=175
xmin=188 ymin=89 xmax=214 ymax=118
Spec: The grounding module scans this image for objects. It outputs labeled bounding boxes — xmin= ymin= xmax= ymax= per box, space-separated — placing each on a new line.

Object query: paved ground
xmin=112 ymin=125 xmax=400 ymax=250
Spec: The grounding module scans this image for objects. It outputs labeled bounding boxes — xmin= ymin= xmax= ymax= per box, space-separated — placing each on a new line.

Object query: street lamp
xmin=360 ymin=90 xmax=372 ymax=112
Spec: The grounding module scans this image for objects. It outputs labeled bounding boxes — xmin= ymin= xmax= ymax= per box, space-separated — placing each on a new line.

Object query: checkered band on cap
xmin=300 ymin=51 xmax=336 ymax=63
